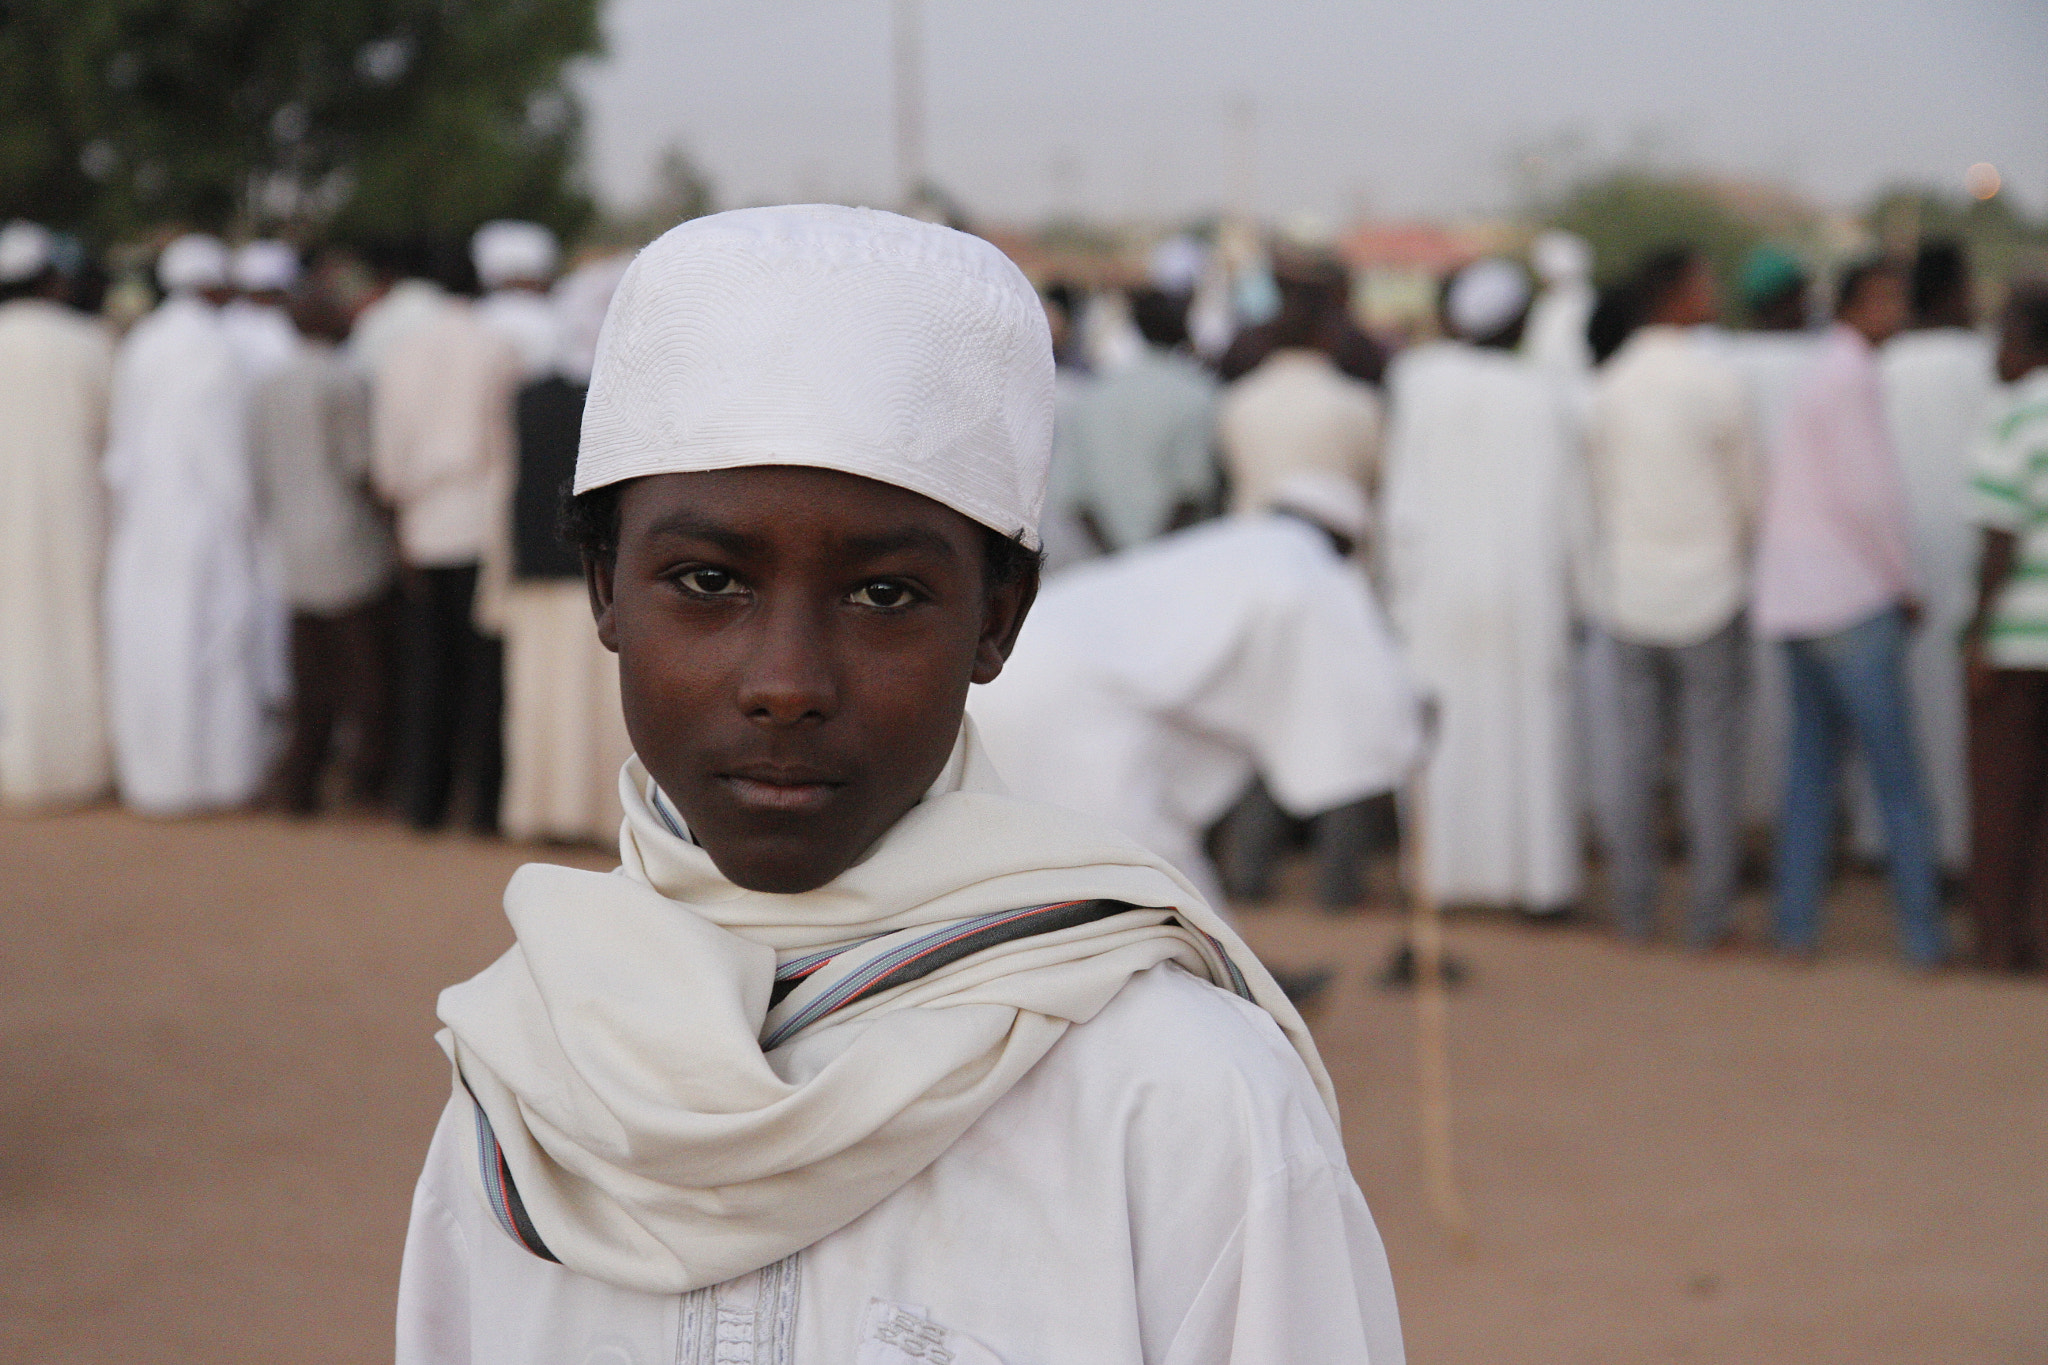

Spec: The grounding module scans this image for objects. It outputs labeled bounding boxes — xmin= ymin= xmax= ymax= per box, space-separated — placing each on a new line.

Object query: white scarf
xmin=438 ymin=720 xmax=1332 ymax=1294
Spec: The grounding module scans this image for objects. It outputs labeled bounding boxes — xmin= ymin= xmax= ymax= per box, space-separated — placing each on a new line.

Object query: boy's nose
xmin=735 ymin=600 xmax=838 ymax=726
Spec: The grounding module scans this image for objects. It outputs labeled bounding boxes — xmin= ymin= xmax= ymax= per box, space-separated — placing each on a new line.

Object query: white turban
xmin=577 ymin=204 xmax=1055 ymax=549
xmin=472 ymin=220 xmax=559 ymax=289
xmin=231 ymin=239 xmax=300 ymax=292
xmin=1266 ymin=470 xmax=1371 ymax=544
xmin=1447 ymin=257 xmax=1532 ymax=340
xmin=1532 ymin=230 xmax=1591 ymax=286
xmin=158 ymin=234 xmax=229 ymax=293
xmin=0 ymin=220 xmax=52 ymax=284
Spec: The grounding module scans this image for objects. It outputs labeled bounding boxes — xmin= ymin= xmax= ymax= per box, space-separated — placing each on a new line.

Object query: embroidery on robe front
xmin=855 ymin=1298 xmax=1005 ymax=1365
xmin=674 ymin=1253 xmax=801 ymax=1365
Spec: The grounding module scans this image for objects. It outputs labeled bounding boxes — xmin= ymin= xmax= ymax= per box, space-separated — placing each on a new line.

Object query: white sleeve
xmin=1159 ymin=1157 xmax=1406 ymax=1365
xmin=394 ymin=1100 xmax=475 ymax=1365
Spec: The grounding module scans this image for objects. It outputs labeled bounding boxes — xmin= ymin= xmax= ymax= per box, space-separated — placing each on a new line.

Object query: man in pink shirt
xmin=1752 ymin=259 xmax=1944 ymax=965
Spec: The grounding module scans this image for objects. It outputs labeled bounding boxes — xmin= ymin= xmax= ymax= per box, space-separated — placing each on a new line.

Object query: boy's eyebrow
xmin=641 ymin=511 xmax=766 ymax=555
xmin=639 ymin=512 xmax=961 ymax=564
xmin=839 ymin=526 xmax=962 ymax=562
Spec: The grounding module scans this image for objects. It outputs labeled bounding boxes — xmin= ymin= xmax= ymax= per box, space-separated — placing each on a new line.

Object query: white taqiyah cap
xmin=0 ymin=220 xmax=53 ymax=284
xmin=576 ymin=204 xmax=1055 ymax=549
xmin=1266 ymin=470 xmax=1371 ymax=543
xmin=1532 ymin=230 xmax=1591 ymax=286
xmin=231 ymin=239 xmax=299 ymax=292
xmin=1447 ymin=257 xmax=1532 ymax=340
xmin=472 ymin=220 xmax=559 ymax=288
xmin=158 ymin=233 xmax=229 ymax=293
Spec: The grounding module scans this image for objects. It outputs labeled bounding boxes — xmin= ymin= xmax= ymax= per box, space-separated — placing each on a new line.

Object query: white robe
xmin=1523 ymin=280 xmax=1594 ymax=377
xmin=969 ymin=515 xmax=1422 ymax=906
xmin=498 ymin=581 xmax=633 ymax=848
xmin=220 ymin=298 xmax=301 ymax=385
xmin=103 ymin=295 xmax=270 ymax=813
xmin=221 ymin=298 xmax=299 ymax=708
xmin=1874 ymin=328 xmax=1996 ymax=868
xmin=0 ymin=300 xmax=114 ymax=808
xmin=399 ymin=961 xmax=1403 ymax=1365
xmin=1380 ymin=342 xmax=1583 ymax=908
xmin=475 ymin=288 xmax=561 ymax=382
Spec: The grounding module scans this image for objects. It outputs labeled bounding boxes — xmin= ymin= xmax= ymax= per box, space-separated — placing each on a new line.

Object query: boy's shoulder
xmin=961 ymin=960 xmax=1340 ymax=1174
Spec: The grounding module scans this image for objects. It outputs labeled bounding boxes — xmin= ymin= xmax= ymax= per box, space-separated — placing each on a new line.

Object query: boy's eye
xmin=677 ymin=567 xmax=745 ymax=597
xmin=848 ymin=580 xmax=915 ymax=609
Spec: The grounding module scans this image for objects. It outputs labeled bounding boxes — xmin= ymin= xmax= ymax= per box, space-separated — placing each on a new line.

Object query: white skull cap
xmin=576 ymin=204 xmax=1055 ymax=549
xmin=231 ymin=239 xmax=300 ymax=292
xmin=0 ymin=220 xmax=53 ymax=284
xmin=158 ymin=234 xmax=229 ymax=293
xmin=1532 ymin=230 xmax=1592 ymax=286
xmin=1447 ymin=257 xmax=1532 ymax=340
xmin=472 ymin=220 xmax=559 ymax=288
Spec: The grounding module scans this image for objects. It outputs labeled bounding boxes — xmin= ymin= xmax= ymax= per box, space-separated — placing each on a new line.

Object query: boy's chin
xmin=701 ymin=834 xmax=866 ymax=896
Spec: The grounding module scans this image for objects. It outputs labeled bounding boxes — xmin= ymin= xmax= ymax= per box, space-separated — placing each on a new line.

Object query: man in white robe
xmin=1216 ymin=265 xmax=1382 ymax=520
xmin=221 ymin=240 xmax=302 ymax=384
xmin=347 ymin=241 xmax=450 ymax=378
xmin=373 ymin=271 xmax=524 ymax=832
xmin=471 ymin=220 xmax=561 ymax=381
xmin=1876 ymin=241 xmax=1996 ymax=870
xmin=103 ymin=234 xmax=271 ymax=813
xmin=496 ymin=253 xmax=635 ymax=847
xmin=397 ymin=207 xmax=1405 ymax=1365
xmin=969 ymin=472 xmax=1421 ymax=910
xmin=1381 ymin=258 xmax=1584 ymax=912
xmin=223 ymin=238 xmax=304 ymax=717
xmin=0 ymin=221 xmax=114 ymax=808
xmin=1523 ymin=229 xmax=1596 ymax=377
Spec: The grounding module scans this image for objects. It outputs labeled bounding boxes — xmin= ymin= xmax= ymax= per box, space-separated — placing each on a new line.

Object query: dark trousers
xmin=1966 ymin=669 xmax=2048 ymax=971
xmin=397 ymin=564 xmax=503 ymax=833
xmin=1215 ymin=779 xmax=1390 ymax=911
xmin=273 ymin=589 xmax=399 ymax=813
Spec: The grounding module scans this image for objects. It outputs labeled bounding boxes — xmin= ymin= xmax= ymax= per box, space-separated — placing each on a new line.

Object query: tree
xmin=1863 ymin=184 xmax=2048 ymax=291
xmin=0 ymin=0 xmax=601 ymax=245
xmin=1536 ymin=170 xmax=1788 ymax=293
xmin=589 ymin=143 xmax=716 ymax=247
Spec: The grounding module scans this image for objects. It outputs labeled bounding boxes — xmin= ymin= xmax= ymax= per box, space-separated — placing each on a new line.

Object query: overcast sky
xmin=574 ymin=0 xmax=2048 ymax=225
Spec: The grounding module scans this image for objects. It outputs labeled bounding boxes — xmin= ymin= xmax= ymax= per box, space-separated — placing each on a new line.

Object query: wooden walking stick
xmin=1405 ymin=711 xmax=1472 ymax=1247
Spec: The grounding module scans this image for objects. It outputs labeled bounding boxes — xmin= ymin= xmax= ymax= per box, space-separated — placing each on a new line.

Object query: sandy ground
xmin=1 ymin=807 xmax=2044 ymax=1364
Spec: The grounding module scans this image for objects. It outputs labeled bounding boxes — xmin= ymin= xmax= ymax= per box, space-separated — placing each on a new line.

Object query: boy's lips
xmin=717 ymin=765 xmax=847 ymax=814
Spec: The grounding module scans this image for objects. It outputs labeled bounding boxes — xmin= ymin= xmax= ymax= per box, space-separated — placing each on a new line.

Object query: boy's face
xmin=589 ymin=466 xmax=1037 ymax=894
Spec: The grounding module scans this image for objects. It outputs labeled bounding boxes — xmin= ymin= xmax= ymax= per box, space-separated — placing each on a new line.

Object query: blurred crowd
xmin=0 ymin=219 xmax=637 ymax=848
xmin=3 ymin=210 xmax=2046 ymax=976
xmin=1021 ymin=230 xmax=2048 ymax=975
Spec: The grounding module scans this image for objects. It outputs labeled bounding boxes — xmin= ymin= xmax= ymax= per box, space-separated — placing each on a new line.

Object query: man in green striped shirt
xmin=1965 ymin=280 xmax=2048 ymax=971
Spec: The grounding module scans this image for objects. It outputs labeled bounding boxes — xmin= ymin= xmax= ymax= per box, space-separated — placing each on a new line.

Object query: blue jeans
xmin=1775 ymin=606 xmax=1945 ymax=964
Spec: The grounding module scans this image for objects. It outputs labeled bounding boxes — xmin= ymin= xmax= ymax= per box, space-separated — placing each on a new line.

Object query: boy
xmin=396 ymin=206 xmax=1403 ymax=1363
xmin=1964 ymin=281 xmax=2048 ymax=972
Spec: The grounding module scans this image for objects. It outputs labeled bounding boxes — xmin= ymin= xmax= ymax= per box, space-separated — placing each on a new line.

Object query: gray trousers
xmin=1588 ymin=618 xmax=1747 ymax=944
xmin=1215 ymin=777 xmax=1383 ymax=911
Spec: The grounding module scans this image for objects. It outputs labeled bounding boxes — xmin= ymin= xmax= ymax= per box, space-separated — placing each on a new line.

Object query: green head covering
xmin=1738 ymin=246 xmax=1805 ymax=311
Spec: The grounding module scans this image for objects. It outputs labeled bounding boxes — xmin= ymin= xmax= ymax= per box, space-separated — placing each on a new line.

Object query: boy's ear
xmin=970 ymin=563 xmax=1039 ymax=685
xmin=585 ymin=553 xmax=620 ymax=653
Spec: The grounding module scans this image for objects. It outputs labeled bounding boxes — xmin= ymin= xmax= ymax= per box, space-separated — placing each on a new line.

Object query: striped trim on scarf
xmin=764 ymin=898 xmax=1130 ymax=1049
xmin=462 ymin=1077 xmax=560 ymax=1264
